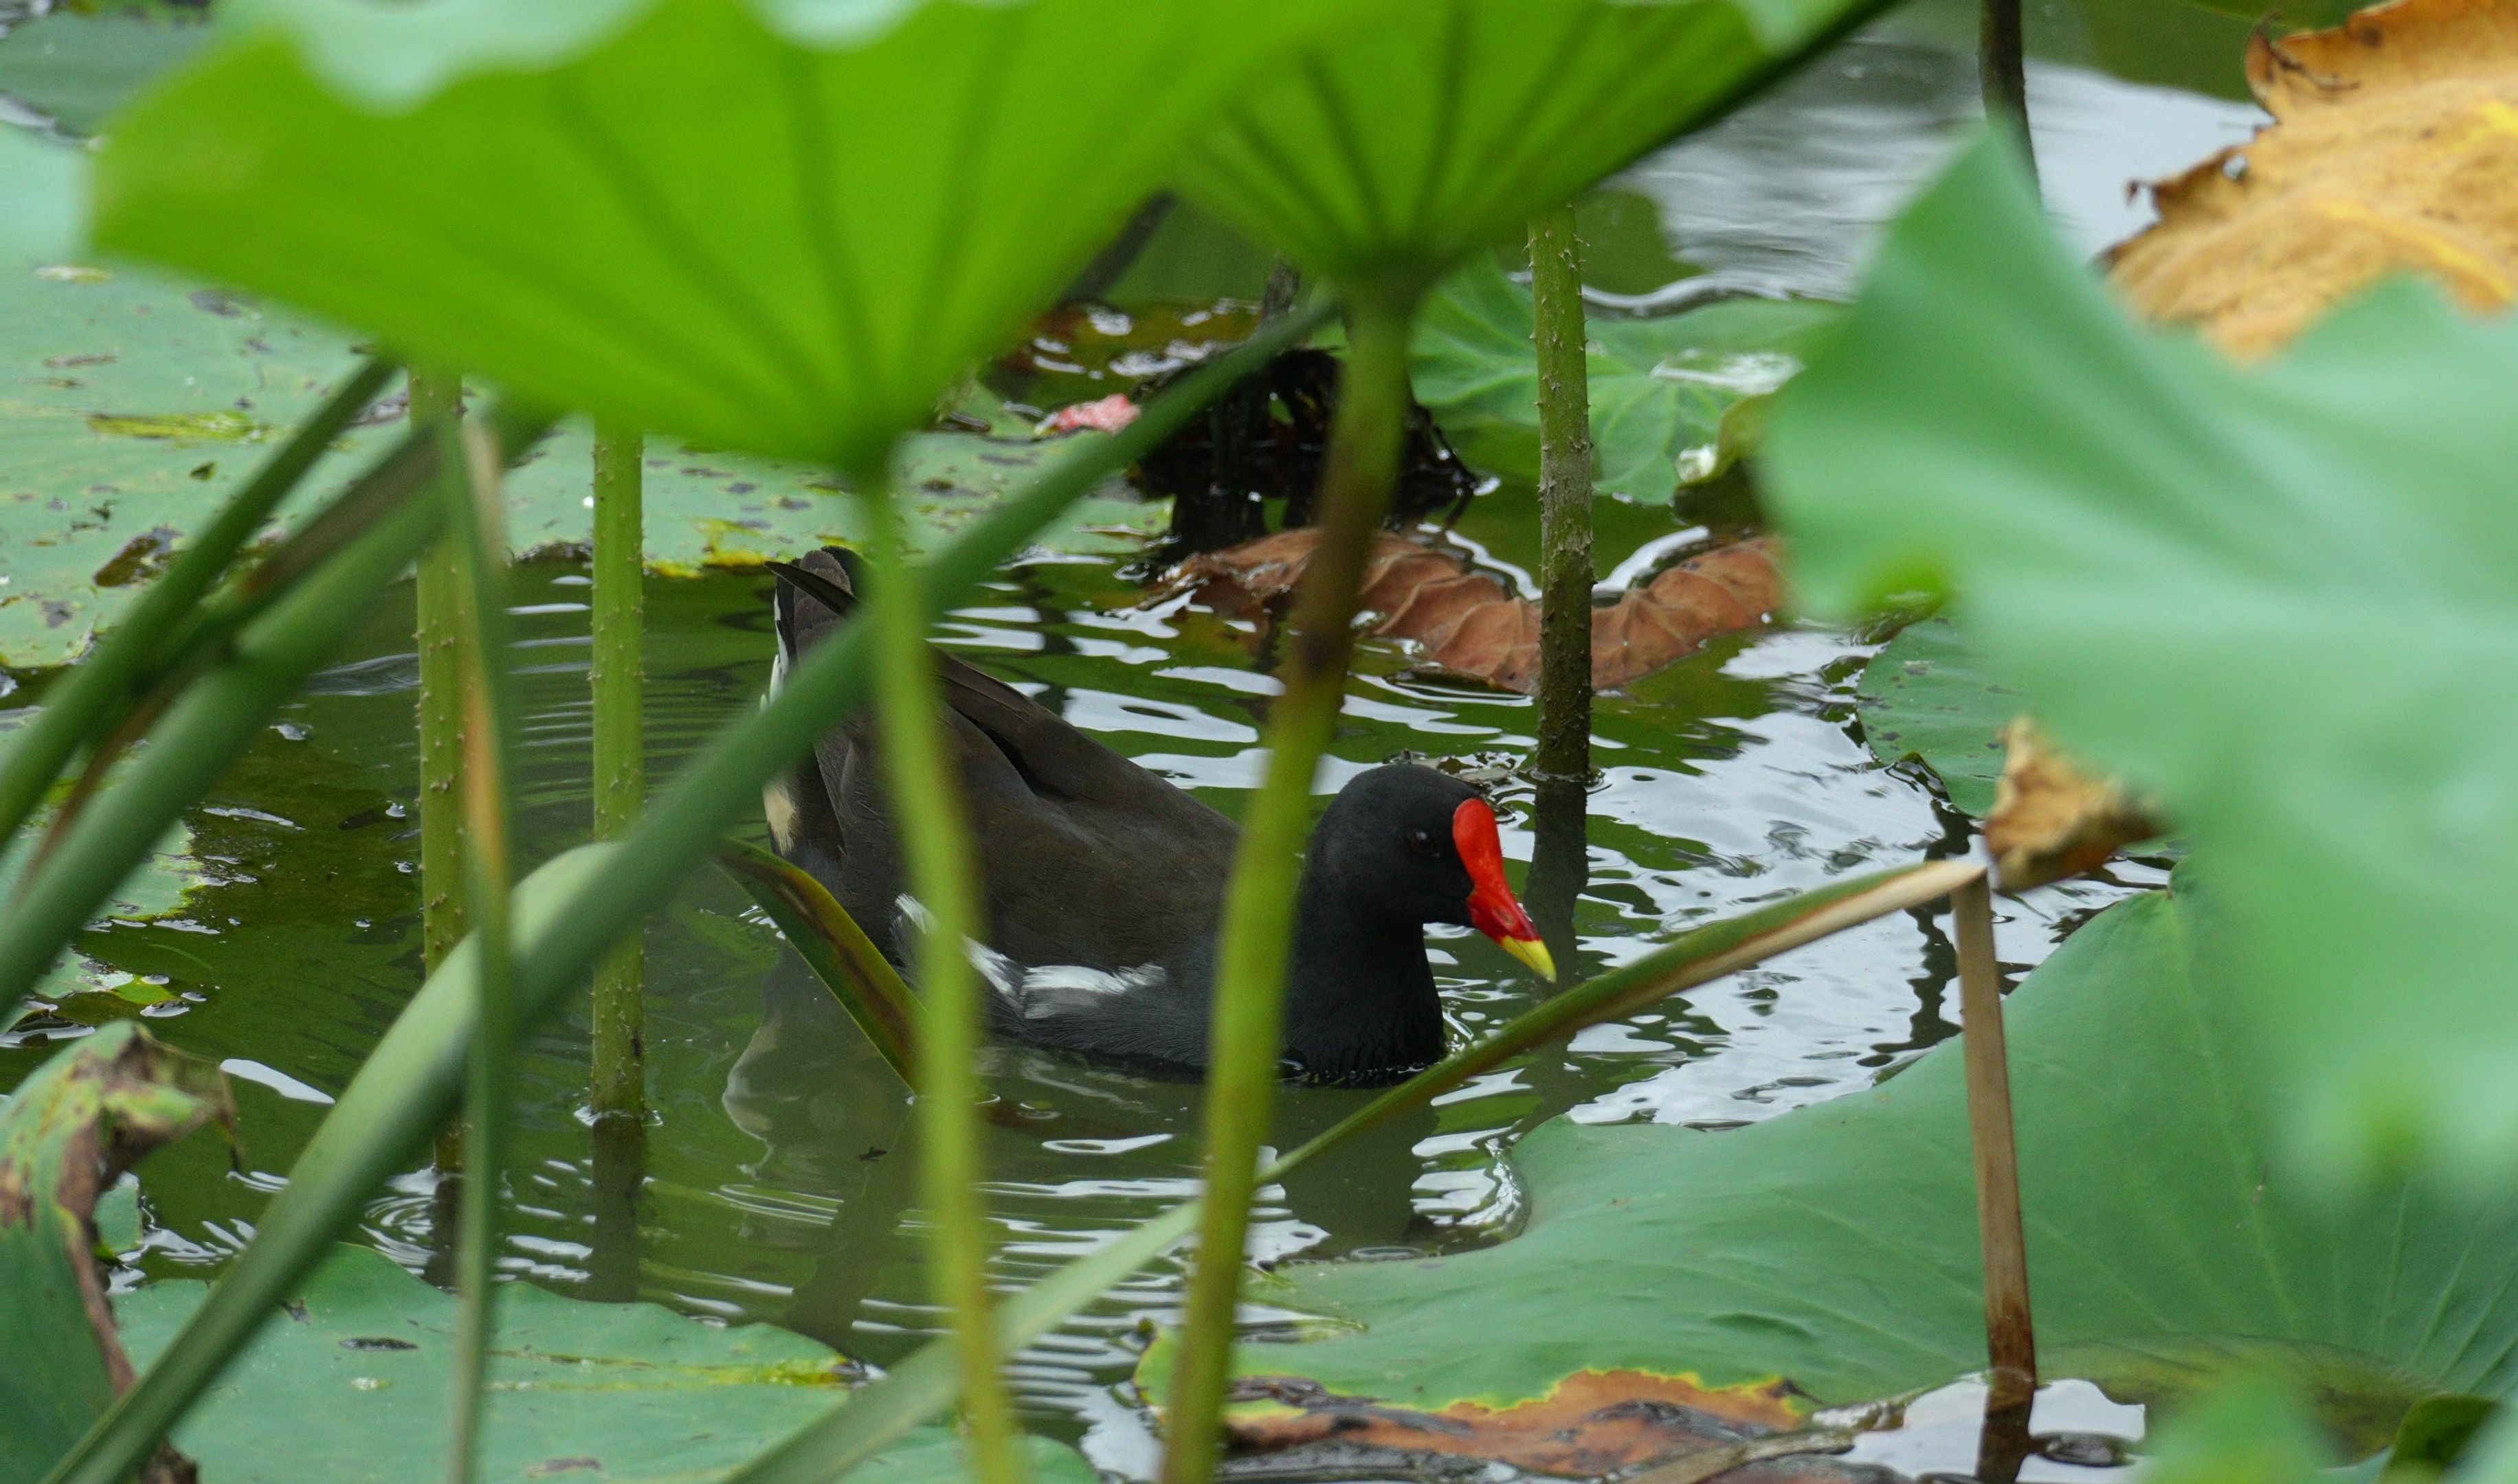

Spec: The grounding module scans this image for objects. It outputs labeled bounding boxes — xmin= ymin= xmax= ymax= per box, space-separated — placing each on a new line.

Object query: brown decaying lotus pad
xmin=1217 ymin=1367 xmax=1825 ymax=1476
xmin=1176 ymin=530 xmax=1781 ymax=694
xmin=2108 ymin=0 xmax=2518 ymax=356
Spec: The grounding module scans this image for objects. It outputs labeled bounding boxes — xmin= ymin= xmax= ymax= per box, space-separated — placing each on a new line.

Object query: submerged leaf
xmin=0 ymin=1022 xmax=230 ymax=1484
xmin=1178 ymin=529 xmax=1779 ymax=692
xmin=1770 ymin=135 xmax=2518 ymax=1178
xmin=2110 ymin=0 xmax=2518 ymax=357
xmin=114 ymin=1242 xmax=1097 ymax=1484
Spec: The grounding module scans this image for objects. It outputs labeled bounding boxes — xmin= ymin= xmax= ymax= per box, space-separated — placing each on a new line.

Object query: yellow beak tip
xmin=1504 ymin=935 xmax=1558 ymax=982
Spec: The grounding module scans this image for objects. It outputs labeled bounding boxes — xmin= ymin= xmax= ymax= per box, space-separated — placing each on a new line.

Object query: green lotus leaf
xmin=90 ymin=0 xmax=1355 ymax=471
xmin=1175 ymin=0 xmax=1878 ymax=297
xmin=1139 ymin=886 xmax=2518 ymax=1471
xmin=1410 ymin=255 xmax=1838 ymax=499
xmin=1853 ymin=617 xmax=2012 ymax=817
xmin=114 ymin=1242 xmax=1098 ymax=1483
xmin=0 ymin=7 xmax=209 ymax=137
xmin=0 ymin=258 xmax=1146 ymax=668
xmin=1764 ymin=135 xmax=2518 ymax=1181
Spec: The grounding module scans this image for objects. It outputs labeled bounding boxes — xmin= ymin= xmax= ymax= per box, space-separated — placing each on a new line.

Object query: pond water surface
xmin=1 ymin=2 xmax=2248 ymax=1476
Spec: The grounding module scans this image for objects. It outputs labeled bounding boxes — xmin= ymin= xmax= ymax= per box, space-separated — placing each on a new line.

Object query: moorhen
xmin=762 ymin=548 xmax=1556 ymax=1084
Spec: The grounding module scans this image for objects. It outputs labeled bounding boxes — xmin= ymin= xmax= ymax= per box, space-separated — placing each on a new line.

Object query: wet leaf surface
xmin=115 ymin=1242 xmax=1098 ymax=1484
xmin=1142 ymin=889 xmax=2518 ymax=1474
xmin=0 ymin=259 xmax=1152 ymax=667
xmin=0 ymin=7 xmax=208 ymax=137
xmin=1412 ymin=258 xmax=1840 ymax=499
xmin=2110 ymin=0 xmax=2518 ymax=357
xmin=1853 ymin=618 xmax=2009 ymax=816
xmin=1178 ymin=529 xmax=1779 ymax=693
xmin=0 ymin=1022 xmax=230 ymax=1484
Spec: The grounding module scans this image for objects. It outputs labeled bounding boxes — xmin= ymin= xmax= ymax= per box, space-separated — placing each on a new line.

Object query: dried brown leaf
xmin=1177 ymin=530 xmax=1780 ymax=693
xmin=2109 ymin=0 xmax=2518 ymax=356
xmin=1985 ymin=719 xmax=2163 ymax=891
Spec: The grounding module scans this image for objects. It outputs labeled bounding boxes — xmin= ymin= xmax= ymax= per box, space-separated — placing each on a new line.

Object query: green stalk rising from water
xmin=1525 ymin=203 xmax=1596 ymax=967
xmin=1161 ymin=289 xmax=1419 ymax=1484
xmin=412 ymin=368 xmax=471 ymax=1183
xmin=860 ymin=474 xmax=1023 ymax=1484
xmin=441 ymin=421 xmax=520 ymax=1484
xmin=590 ymin=421 xmax=648 ymax=1125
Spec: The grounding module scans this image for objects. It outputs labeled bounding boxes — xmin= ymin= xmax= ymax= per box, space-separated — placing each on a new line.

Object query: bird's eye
xmin=1406 ymin=829 xmax=1438 ymax=858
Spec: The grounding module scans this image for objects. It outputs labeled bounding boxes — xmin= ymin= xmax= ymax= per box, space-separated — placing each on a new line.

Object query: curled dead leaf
xmin=2108 ymin=0 xmax=2518 ymax=356
xmin=1985 ymin=719 xmax=2163 ymax=891
xmin=0 ymin=1022 xmax=232 ymax=1484
xmin=1176 ymin=530 xmax=1780 ymax=693
xmin=1218 ymin=1368 xmax=1833 ymax=1478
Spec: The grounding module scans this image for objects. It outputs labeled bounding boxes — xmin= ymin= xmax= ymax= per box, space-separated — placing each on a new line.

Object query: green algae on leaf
xmin=92 ymin=0 xmax=1359 ymax=471
xmin=1765 ymin=135 xmax=2518 ymax=1181
xmin=1412 ymin=258 xmax=1839 ymax=500
xmin=113 ymin=1241 xmax=1098 ymax=1483
xmin=1139 ymin=889 xmax=2518 ymax=1472
xmin=0 ymin=1023 xmax=232 ymax=1484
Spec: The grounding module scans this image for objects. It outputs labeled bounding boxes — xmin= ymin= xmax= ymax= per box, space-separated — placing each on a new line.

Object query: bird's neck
xmin=1279 ymin=872 xmax=1446 ymax=1083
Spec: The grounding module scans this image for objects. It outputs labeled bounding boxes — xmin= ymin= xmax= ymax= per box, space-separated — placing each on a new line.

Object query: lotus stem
xmin=1980 ymin=0 xmax=2034 ymax=182
xmin=590 ymin=420 xmax=648 ymax=1127
xmin=443 ymin=420 xmax=519 ymax=1484
xmin=1161 ymin=286 xmax=1419 ymax=1484
xmin=412 ymin=368 xmax=472 ymax=1183
xmin=1953 ymin=871 xmax=2037 ymax=1441
xmin=1526 ymin=203 xmax=1596 ymax=969
xmin=0 ymin=358 xmax=394 ymax=857
xmin=860 ymin=467 xmax=1023 ymax=1484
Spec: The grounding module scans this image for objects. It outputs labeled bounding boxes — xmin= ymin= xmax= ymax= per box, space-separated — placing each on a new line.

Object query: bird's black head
xmin=1304 ymin=764 xmax=1553 ymax=980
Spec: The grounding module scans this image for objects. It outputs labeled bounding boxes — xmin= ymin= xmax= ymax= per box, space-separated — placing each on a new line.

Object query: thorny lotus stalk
xmin=1526 ymin=203 xmax=1597 ymax=968
xmin=443 ymin=421 xmax=520 ymax=1484
xmin=412 ymin=367 xmax=472 ymax=1182
xmin=860 ymin=472 xmax=1025 ymax=1484
xmin=590 ymin=420 xmax=649 ymax=1125
xmin=1161 ymin=288 xmax=1420 ymax=1484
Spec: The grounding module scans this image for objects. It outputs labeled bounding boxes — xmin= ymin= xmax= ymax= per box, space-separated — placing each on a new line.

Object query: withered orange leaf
xmin=1175 ymin=530 xmax=1779 ymax=693
xmin=2109 ymin=0 xmax=2518 ymax=356
xmin=1984 ymin=719 xmax=2164 ymax=892
xmin=1218 ymin=1368 xmax=1853 ymax=1478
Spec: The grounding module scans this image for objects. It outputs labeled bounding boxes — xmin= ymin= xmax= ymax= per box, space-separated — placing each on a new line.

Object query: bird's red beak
xmin=1452 ymin=798 xmax=1557 ymax=982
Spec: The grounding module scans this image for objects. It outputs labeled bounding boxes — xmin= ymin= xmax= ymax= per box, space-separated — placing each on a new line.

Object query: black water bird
xmin=764 ymin=548 xmax=1554 ymax=1084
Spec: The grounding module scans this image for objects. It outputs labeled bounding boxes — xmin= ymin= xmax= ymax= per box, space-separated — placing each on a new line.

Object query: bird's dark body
xmin=768 ymin=548 xmax=1481 ymax=1083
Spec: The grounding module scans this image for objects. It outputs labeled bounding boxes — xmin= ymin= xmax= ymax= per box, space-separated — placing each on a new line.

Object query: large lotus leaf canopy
xmin=93 ymin=0 xmax=1361 ymax=472
xmin=1177 ymin=0 xmax=1869 ymax=299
